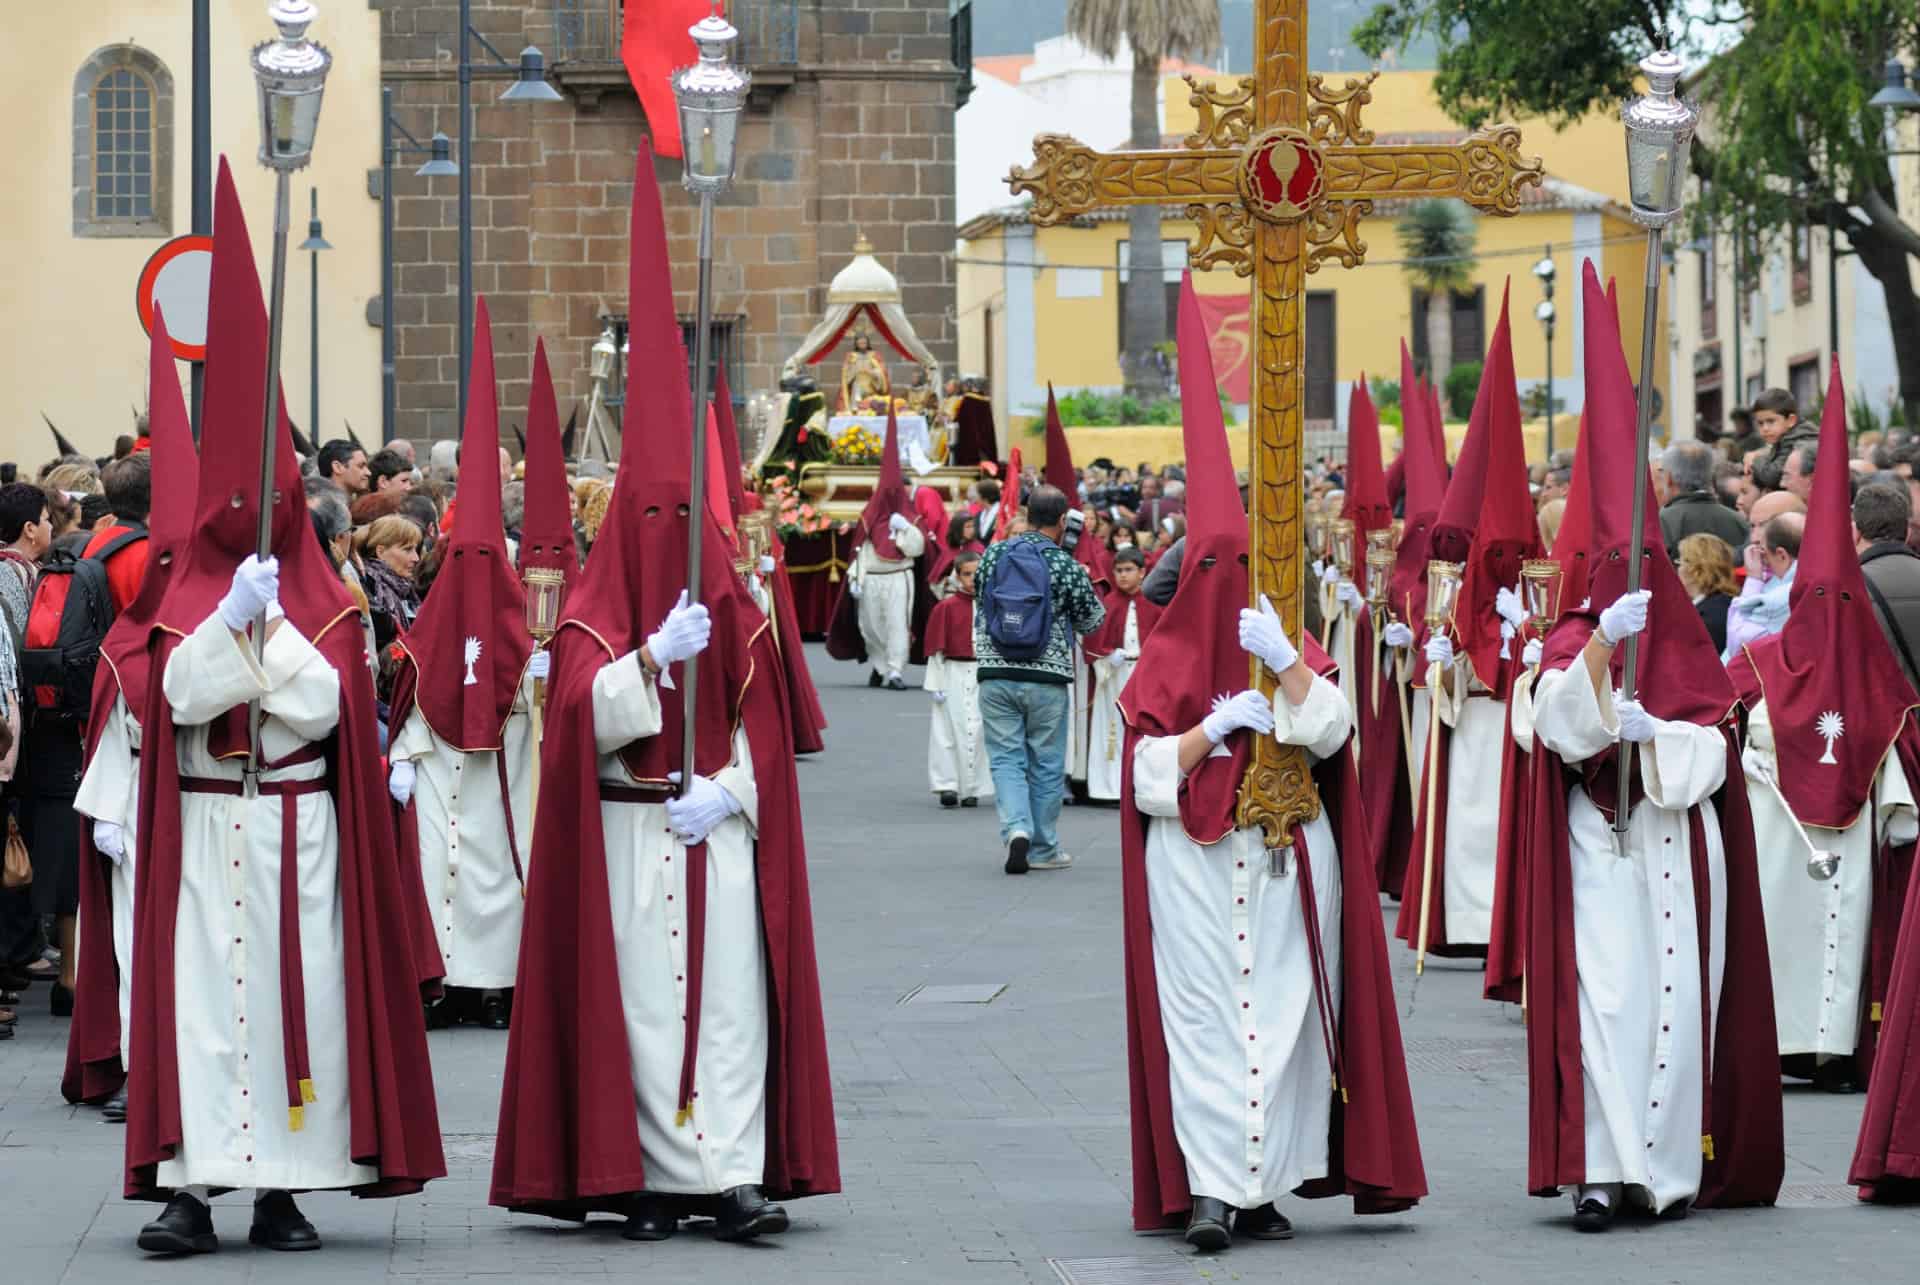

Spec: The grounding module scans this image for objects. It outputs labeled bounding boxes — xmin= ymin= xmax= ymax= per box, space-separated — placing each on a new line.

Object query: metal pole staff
xmin=382 ymin=86 xmax=396 ymax=443
xmin=680 ymin=197 xmax=717 ymax=792
xmin=191 ymin=0 xmax=211 ymax=438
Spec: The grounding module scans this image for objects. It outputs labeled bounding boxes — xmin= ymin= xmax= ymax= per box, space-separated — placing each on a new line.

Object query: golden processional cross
xmin=1007 ymin=0 xmax=1543 ymax=848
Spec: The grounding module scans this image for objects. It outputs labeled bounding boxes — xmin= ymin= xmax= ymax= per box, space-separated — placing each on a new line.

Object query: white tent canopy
xmin=781 ymin=237 xmax=940 ymax=386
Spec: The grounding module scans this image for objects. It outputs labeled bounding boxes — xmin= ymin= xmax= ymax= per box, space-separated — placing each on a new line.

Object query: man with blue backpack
xmin=974 ymin=485 xmax=1105 ymax=874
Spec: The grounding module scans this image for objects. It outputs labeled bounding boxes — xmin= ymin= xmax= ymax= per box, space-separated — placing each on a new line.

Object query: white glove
xmin=1319 ymin=562 xmax=1343 ymax=586
xmin=664 ymin=772 xmax=743 ymax=846
xmin=389 ymin=760 xmax=417 ymax=806
xmin=758 ymin=554 xmax=776 ymax=575
xmin=646 ymin=590 xmax=712 ymax=669
xmin=528 ymin=649 xmax=551 ymax=681
xmin=888 ymin=512 xmax=913 ymax=537
xmin=1336 ymin=580 xmax=1364 ymax=611
xmin=1425 ymin=634 xmax=1455 ymax=669
xmin=1598 ymin=589 xmax=1651 ymax=646
xmin=930 ymin=690 xmax=948 ymax=705
xmin=1495 ymin=585 xmax=1528 ymax=631
xmin=1522 ymin=638 xmax=1543 ymax=667
xmin=93 ymin=820 xmax=127 ymax=865
xmin=218 ymin=554 xmax=280 ymax=632
xmin=1238 ymin=593 xmax=1298 ymax=674
xmin=1614 ymin=695 xmax=1656 ymax=744
xmin=1201 ymin=689 xmax=1277 ymax=744
xmin=1311 ymin=559 xmax=1327 ymax=581
xmin=1382 ymin=621 xmax=1416 ymax=648
xmin=1499 ymin=619 xmax=1516 ymax=659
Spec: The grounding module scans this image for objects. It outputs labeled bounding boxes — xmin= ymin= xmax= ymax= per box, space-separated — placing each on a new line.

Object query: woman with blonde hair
xmin=353 ymin=514 xmax=423 ymax=692
xmin=1676 ymin=531 xmax=1739 ymax=653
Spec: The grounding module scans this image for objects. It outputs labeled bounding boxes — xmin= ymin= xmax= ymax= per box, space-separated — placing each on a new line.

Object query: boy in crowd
xmin=924 ymin=552 xmax=990 ymax=809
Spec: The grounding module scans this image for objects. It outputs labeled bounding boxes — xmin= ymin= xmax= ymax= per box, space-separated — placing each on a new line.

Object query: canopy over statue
xmin=782 ymin=236 xmax=941 ymax=396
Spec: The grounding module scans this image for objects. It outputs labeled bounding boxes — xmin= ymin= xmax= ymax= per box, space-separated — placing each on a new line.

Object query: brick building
xmin=377 ymin=0 xmax=965 ymax=445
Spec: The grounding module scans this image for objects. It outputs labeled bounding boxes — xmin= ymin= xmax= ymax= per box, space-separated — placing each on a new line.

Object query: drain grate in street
xmin=899 ymin=982 xmax=1008 ymax=1005
xmin=1049 ymin=1255 xmax=1206 ymax=1285
xmin=1775 ymin=1183 xmax=1861 ymax=1208
xmin=1400 ymin=1034 xmax=1527 ymax=1075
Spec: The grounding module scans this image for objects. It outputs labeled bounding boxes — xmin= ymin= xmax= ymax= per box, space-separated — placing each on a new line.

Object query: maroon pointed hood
xmin=154 ymin=157 xmax=350 ymax=644
xmin=1442 ymin=286 xmax=1541 ymax=694
xmin=857 ymin=405 xmax=911 ymax=560
xmin=1043 ymin=383 xmax=1076 ymax=497
xmin=399 ymin=297 xmax=533 ymax=751
xmin=1733 ymin=360 xmax=1918 ymax=826
xmin=554 ymin=134 xmax=758 ymax=782
xmin=1542 ymin=262 xmax=1732 ymax=726
xmin=1341 ymin=374 xmax=1392 ymax=594
xmin=519 ymin=338 xmax=578 ymax=587
xmin=1389 ymin=343 xmax=1447 ymax=626
xmin=101 ymin=304 xmax=199 ymax=703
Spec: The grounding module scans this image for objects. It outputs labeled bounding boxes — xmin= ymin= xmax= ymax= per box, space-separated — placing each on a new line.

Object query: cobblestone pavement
xmin=2 ymin=644 xmax=1914 ymax=1283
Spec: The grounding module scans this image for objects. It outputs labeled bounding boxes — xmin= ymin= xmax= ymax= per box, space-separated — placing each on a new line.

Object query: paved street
xmin=2 ymin=642 xmax=1915 ymax=1283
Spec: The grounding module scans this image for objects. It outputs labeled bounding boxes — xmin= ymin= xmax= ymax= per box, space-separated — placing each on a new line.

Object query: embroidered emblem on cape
xmin=463 ymin=636 xmax=482 ymax=686
xmin=1816 ymin=710 xmax=1845 ymax=765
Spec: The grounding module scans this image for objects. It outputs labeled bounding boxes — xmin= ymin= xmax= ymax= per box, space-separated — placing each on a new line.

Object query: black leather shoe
xmin=249 ymin=1190 xmax=320 ymax=1251
xmin=1815 ymin=1058 xmax=1860 ymax=1094
xmin=712 ymin=1185 xmax=789 ymax=1241
xmin=886 ymin=675 xmax=907 ymax=691
xmin=620 ymin=1192 xmax=677 ymax=1241
xmin=423 ymin=998 xmax=450 ymax=1031
xmin=1236 ymin=1202 xmax=1294 ymax=1240
xmin=1573 ymin=1197 xmax=1614 ymax=1233
xmin=1184 ymin=1197 xmax=1233 ymax=1252
xmin=103 ymin=1089 xmax=128 ymax=1123
xmin=960 ymin=797 xmax=978 ymax=808
xmin=480 ymin=993 xmax=510 ymax=1030
xmin=868 ymin=670 xmax=883 ymax=688
xmin=138 ymin=1194 xmax=218 ymax=1254
xmin=940 ymin=791 xmax=959 ymax=809
xmin=1005 ymin=834 xmax=1030 ymax=875
xmin=50 ymin=982 xmax=75 ymax=1017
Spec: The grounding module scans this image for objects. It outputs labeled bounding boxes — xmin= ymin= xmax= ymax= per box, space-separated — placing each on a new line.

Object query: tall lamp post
xmin=381 ymin=85 xmax=457 ymax=442
xmin=248 ymin=0 xmax=331 ymax=773
xmin=297 ymin=187 xmax=330 ymax=440
xmin=1532 ymin=248 xmax=1556 ymax=456
xmin=671 ymin=9 xmax=749 ymax=790
xmin=455 ymin=0 xmax=561 ymax=431
xmin=1615 ymin=45 xmax=1699 ymax=836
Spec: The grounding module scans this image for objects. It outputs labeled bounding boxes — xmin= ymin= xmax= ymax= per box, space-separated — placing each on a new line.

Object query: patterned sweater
xmin=973 ymin=532 xmax=1106 ymax=685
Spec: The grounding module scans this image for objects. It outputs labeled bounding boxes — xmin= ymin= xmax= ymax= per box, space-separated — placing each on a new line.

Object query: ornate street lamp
xmin=297 ymin=188 xmax=331 ymax=442
xmin=670 ymin=6 xmax=750 ymax=790
xmin=1614 ymin=45 xmax=1699 ymax=836
xmin=1532 ymin=250 xmax=1557 ymax=456
xmin=247 ymin=0 xmax=331 ymax=775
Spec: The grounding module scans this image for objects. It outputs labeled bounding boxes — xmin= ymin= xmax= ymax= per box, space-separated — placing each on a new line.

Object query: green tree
xmin=1355 ymin=0 xmax=1920 ymax=418
xmin=1067 ymin=0 xmax=1223 ymax=402
xmin=1396 ymin=200 xmax=1479 ymax=377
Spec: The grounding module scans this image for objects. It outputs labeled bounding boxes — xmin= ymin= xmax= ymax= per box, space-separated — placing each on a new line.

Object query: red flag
xmin=621 ymin=0 xmax=711 ymax=159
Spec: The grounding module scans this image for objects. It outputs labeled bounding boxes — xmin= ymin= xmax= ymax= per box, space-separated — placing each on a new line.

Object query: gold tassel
xmin=675 ymin=1104 xmax=694 ymax=1128
xmin=300 ymin=1078 xmax=317 ymax=1104
xmin=1701 ymin=1134 xmax=1715 ymax=1161
xmin=289 ymin=1105 xmax=305 ymax=1132
xmin=1873 ymin=1001 xmax=1884 ymax=1023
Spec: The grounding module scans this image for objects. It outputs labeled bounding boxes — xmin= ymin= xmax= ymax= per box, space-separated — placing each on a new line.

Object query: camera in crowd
xmin=1061 ymin=508 xmax=1085 ymax=551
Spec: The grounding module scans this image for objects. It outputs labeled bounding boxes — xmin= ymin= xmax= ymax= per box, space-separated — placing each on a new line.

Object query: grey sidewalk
xmin=1 ymin=643 xmax=1913 ymax=1283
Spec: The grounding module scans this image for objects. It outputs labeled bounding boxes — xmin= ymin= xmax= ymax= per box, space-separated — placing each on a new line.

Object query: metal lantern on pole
xmin=1532 ymin=250 xmax=1557 ymax=456
xmin=246 ymin=0 xmax=331 ymax=778
xmin=297 ymin=188 xmax=331 ymax=442
xmin=671 ymin=7 xmax=750 ymax=793
xmin=1615 ymin=45 xmax=1699 ymax=836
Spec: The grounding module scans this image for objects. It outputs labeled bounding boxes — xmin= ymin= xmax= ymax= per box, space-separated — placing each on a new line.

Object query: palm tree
xmin=1067 ymin=0 xmax=1222 ymax=402
xmin=1396 ymin=200 xmax=1478 ymax=380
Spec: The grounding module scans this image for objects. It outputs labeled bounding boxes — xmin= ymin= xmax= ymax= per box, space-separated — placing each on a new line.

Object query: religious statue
xmin=839 ymin=329 xmax=890 ymax=412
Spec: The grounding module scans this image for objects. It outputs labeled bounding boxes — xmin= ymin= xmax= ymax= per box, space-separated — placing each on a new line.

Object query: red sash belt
xmin=179 ymin=757 xmax=333 ymax=1132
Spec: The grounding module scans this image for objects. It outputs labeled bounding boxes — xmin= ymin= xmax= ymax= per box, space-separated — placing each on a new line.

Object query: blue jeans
xmin=978 ymin=679 xmax=1069 ymax=860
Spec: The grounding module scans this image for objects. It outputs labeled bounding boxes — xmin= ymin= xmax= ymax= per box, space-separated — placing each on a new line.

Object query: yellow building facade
xmin=0 ymin=1 xmax=384 ymax=468
xmin=956 ymin=69 xmax=1666 ymax=465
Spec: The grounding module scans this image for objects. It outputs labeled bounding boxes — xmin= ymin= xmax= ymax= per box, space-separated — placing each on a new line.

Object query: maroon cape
xmin=1522 ymin=631 xmax=1783 ymax=1207
xmin=1118 ymin=649 xmax=1427 ymax=1227
xmin=1852 ymin=727 xmax=1920 ymax=1199
xmin=486 ymin=619 xmax=840 ymax=1211
xmin=1482 ymin=688 xmax=1533 ymax=1003
xmin=951 ymin=393 xmax=998 ymax=467
xmin=1352 ymin=608 xmax=1413 ymax=898
xmin=922 ymin=590 xmax=976 ymax=661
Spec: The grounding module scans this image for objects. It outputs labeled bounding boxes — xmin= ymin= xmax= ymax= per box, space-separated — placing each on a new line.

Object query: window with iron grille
xmin=679 ymin=316 xmax=746 ymax=411
xmin=73 ymin=44 xmax=173 ymax=238
xmin=952 ymin=2 xmax=975 ymax=108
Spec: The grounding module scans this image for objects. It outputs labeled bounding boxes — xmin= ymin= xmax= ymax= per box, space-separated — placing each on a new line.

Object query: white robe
xmin=853 ymin=523 xmax=925 ymax=679
xmin=73 ymin=690 xmax=142 ymax=1066
xmin=1133 ymin=676 xmax=1351 ymax=1207
xmin=391 ymin=669 xmax=537 ymax=990
xmin=1087 ymin=599 xmax=1142 ymax=802
xmin=1532 ymin=665 xmax=1728 ymax=1214
xmin=1743 ymin=697 xmax=1916 ymax=1058
xmin=1067 ymin=643 xmax=1089 ymax=788
xmin=925 ymin=653 xmax=991 ymax=800
xmin=592 ymin=653 xmax=769 ymax=1195
xmin=156 ymin=613 xmax=375 ymax=1192
xmin=1422 ymin=659 xmax=1507 ymax=946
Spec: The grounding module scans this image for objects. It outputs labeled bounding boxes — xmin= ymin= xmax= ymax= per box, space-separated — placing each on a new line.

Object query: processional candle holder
xmin=1365 ymin=543 xmax=1394 ymax=625
xmin=1328 ymin=518 xmax=1357 ymax=579
xmin=1305 ymin=507 xmax=1330 ymax=563
xmin=1423 ymin=559 xmax=1464 ymax=631
xmin=1413 ymin=555 xmax=1466 ymax=985
xmin=1519 ymin=558 xmax=1564 ymax=647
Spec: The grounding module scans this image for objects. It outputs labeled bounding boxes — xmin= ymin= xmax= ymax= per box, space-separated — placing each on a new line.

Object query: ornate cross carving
xmin=1007 ymin=2 xmax=1543 ymax=849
